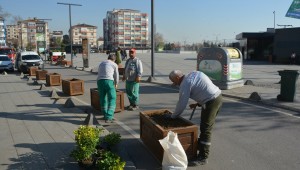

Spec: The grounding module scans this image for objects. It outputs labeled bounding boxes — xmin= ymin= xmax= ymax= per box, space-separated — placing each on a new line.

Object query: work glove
xmin=189 ymin=103 xmax=199 ymax=109
xmin=163 ymin=113 xmax=173 ymax=119
xmin=135 ymin=76 xmax=141 ymax=83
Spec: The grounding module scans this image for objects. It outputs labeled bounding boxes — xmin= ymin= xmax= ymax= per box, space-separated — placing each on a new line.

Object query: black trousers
xmin=199 ymin=94 xmax=223 ymax=158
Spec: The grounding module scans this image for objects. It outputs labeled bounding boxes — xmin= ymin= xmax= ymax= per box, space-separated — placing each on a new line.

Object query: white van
xmin=15 ymin=51 xmax=44 ymax=73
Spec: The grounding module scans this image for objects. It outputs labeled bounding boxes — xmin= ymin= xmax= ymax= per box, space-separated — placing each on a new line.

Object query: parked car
xmin=0 ymin=55 xmax=14 ymax=72
xmin=0 ymin=47 xmax=16 ymax=63
xmin=15 ymin=51 xmax=44 ymax=73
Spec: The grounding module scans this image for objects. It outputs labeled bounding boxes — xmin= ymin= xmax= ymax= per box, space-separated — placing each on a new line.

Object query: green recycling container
xmin=277 ymin=70 xmax=299 ymax=102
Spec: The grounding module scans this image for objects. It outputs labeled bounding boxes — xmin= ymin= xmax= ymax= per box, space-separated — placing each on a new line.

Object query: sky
xmin=1 ymin=0 xmax=299 ymax=44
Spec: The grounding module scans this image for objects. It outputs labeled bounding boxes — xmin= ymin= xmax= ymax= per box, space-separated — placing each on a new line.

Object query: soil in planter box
xmin=149 ymin=110 xmax=191 ymax=129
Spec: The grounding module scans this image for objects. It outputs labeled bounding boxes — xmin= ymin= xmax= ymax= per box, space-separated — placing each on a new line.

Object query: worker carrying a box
xmin=167 ymin=70 xmax=223 ymax=166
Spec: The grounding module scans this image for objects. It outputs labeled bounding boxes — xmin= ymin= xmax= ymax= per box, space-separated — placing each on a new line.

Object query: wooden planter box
xmin=28 ymin=67 xmax=38 ymax=76
xmin=90 ymin=88 xmax=124 ymax=113
xmin=46 ymin=73 xmax=61 ymax=86
xmin=61 ymin=60 xmax=71 ymax=66
xmin=36 ymin=70 xmax=48 ymax=80
xmin=118 ymin=67 xmax=125 ymax=75
xmin=62 ymin=78 xmax=84 ymax=96
xmin=140 ymin=109 xmax=198 ymax=162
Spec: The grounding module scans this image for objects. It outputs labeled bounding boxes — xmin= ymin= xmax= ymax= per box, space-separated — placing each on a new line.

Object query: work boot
xmin=188 ymin=155 xmax=208 ymax=166
xmin=199 ymin=143 xmax=210 ymax=159
xmin=125 ymin=105 xmax=133 ymax=110
xmin=128 ymin=105 xmax=139 ymax=111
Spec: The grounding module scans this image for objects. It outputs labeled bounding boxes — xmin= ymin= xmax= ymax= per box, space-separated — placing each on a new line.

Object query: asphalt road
xmin=110 ymin=83 xmax=300 ymax=170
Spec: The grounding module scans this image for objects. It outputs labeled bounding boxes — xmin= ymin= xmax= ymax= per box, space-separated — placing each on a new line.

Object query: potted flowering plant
xmin=96 ymin=150 xmax=126 ymax=170
xmin=101 ymin=132 xmax=121 ymax=150
xmin=70 ymin=125 xmax=103 ymax=168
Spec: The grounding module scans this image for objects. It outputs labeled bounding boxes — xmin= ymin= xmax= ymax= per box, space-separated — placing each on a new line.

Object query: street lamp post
xmin=57 ymin=2 xmax=82 ymax=68
xmin=147 ymin=0 xmax=155 ymax=82
xmin=18 ymin=27 xmax=23 ymax=51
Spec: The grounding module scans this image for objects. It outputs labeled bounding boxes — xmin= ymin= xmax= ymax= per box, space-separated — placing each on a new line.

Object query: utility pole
xmin=148 ymin=0 xmax=155 ymax=82
xmin=57 ymin=2 xmax=82 ymax=68
xmin=273 ymin=11 xmax=276 ymax=30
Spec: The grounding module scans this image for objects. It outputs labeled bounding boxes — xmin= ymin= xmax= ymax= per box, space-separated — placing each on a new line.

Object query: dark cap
xmin=108 ymin=54 xmax=116 ymax=60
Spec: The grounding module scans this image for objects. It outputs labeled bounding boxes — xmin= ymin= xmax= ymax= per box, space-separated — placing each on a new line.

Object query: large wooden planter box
xmin=28 ymin=67 xmax=38 ymax=76
xmin=36 ymin=70 xmax=48 ymax=80
xmin=62 ymin=78 xmax=84 ymax=96
xmin=140 ymin=109 xmax=198 ymax=162
xmin=90 ymin=88 xmax=124 ymax=113
xmin=46 ymin=73 xmax=61 ymax=86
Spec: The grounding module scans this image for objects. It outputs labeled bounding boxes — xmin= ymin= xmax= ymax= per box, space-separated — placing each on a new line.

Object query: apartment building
xmin=6 ymin=24 xmax=18 ymax=47
xmin=71 ymin=24 xmax=97 ymax=48
xmin=17 ymin=17 xmax=49 ymax=52
xmin=0 ymin=17 xmax=5 ymax=47
xmin=103 ymin=9 xmax=149 ymax=50
xmin=97 ymin=37 xmax=104 ymax=51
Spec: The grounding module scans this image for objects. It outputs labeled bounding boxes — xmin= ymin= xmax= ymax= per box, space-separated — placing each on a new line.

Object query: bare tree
xmin=12 ymin=15 xmax=23 ymax=24
xmin=154 ymin=32 xmax=164 ymax=43
xmin=0 ymin=6 xmax=11 ymax=19
xmin=154 ymin=32 xmax=164 ymax=51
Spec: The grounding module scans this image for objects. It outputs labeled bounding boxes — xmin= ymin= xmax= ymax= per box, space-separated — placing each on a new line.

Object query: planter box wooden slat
xmin=36 ymin=70 xmax=48 ymax=80
xmin=140 ymin=109 xmax=198 ymax=163
xmin=46 ymin=73 xmax=61 ymax=86
xmin=28 ymin=67 xmax=38 ymax=76
xmin=62 ymin=78 xmax=84 ymax=96
xmin=90 ymin=88 xmax=124 ymax=113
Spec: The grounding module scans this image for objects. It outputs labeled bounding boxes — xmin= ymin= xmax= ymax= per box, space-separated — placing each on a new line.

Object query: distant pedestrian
xmin=121 ymin=48 xmax=127 ymax=61
xmin=115 ymin=47 xmax=122 ymax=66
xmin=97 ymin=54 xmax=119 ymax=123
xmin=122 ymin=48 xmax=143 ymax=111
xmin=73 ymin=50 xmax=77 ymax=58
xmin=290 ymin=51 xmax=296 ymax=65
xmin=49 ymin=51 xmax=53 ymax=61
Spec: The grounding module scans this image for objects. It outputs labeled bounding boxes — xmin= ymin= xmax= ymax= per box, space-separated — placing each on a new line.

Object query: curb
xmin=222 ymin=93 xmax=300 ymax=113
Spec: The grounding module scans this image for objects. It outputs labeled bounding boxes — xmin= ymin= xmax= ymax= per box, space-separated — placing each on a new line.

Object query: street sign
xmin=286 ymin=0 xmax=300 ymax=19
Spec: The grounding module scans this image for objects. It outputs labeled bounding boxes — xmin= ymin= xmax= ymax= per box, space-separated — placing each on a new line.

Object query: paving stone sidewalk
xmin=0 ymin=73 xmax=105 ymax=169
